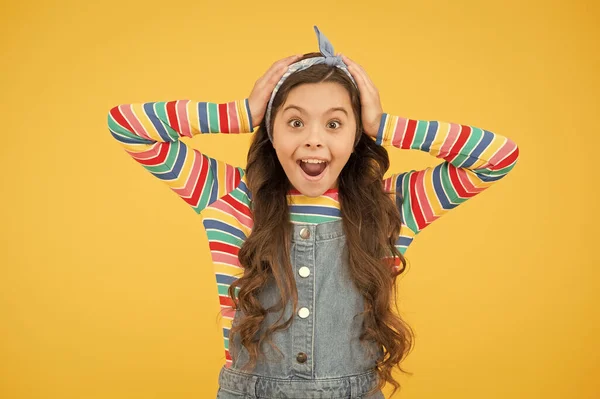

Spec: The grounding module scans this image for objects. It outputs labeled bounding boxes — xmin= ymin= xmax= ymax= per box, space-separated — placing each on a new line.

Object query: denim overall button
xmin=298 ymin=307 xmax=310 ymax=318
xmin=299 ymin=227 xmax=310 ymax=239
xmin=298 ymin=266 xmax=310 ymax=278
xmin=296 ymin=352 xmax=308 ymax=363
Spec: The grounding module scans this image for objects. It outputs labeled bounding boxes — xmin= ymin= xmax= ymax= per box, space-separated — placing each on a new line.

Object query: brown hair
xmin=228 ymin=52 xmax=414 ymax=396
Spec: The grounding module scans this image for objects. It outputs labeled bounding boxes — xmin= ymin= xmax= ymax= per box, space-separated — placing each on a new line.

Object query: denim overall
xmin=217 ymin=220 xmax=386 ymax=398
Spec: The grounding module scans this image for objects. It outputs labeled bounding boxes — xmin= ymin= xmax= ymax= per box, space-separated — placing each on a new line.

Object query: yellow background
xmin=1 ymin=0 xmax=598 ymax=397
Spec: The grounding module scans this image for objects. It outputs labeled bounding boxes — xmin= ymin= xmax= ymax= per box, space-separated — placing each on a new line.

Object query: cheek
xmin=332 ymin=151 xmax=353 ymax=170
xmin=329 ymin=137 xmax=355 ymax=163
xmin=273 ymin=129 xmax=304 ymax=158
xmin=273 ymin=141 xmax=297 ymax=165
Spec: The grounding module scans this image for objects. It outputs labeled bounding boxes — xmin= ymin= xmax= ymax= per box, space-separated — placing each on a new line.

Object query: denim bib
xmin=217 ymin=220 xmax=385 ymax=398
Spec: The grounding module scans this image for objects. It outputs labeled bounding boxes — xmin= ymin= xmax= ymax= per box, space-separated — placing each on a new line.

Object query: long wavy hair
xmin=227 ymin=52 xmax=415 ymax=396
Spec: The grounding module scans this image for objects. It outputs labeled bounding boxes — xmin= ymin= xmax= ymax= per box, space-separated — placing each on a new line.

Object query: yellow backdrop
xmin=1 ymin=0 xmax=598 ymax=397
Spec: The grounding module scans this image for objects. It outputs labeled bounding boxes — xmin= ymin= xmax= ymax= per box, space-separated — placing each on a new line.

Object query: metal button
xmin=296 ymin=352 xmax=307 ymax=363
xmin=299 ymin=227 xmax=310 ymax=239
xmin=298 ymin=307 xmax=310 ymax=318
xmin=298 ymin=266 xmax=310 ymax=278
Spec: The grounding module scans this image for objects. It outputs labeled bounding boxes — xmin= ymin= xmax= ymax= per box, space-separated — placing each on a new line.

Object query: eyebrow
xmin=283 ymin=104 xmax=348 ymax=117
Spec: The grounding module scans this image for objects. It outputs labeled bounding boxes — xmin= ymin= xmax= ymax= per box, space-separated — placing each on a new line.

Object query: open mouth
xmin=297 ymin=159 xmax=329 ymax=181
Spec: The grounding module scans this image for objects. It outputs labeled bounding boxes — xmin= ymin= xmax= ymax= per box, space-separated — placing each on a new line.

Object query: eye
xmin=288 ymin=119 xmax=304 ymax=128
xmin=328 ymin=120 xmax=342 ymax=129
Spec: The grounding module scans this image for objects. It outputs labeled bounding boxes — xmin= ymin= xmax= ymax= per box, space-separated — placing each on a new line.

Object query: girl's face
xmin=272 ymin=82 xmax=357 ymax=197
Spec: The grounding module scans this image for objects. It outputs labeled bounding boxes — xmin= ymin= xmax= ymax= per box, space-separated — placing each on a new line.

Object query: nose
xmin=304 ymin=125 xmax=323 ymax=148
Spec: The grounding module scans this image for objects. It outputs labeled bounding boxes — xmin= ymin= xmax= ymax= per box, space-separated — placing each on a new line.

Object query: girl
xmin=107 ymin=26 xmax=519 ymax=398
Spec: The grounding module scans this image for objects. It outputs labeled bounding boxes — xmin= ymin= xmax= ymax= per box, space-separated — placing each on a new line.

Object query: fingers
xmin=262 ymin=54 xmax=302 ymax=86
xmin=248 ymin=55 xmax=302 ymax=127
xmin=272 ymin=54 xmax=303 ymax=73
xmin=343 ymin=55 xmax=371 ymax=84
xmin=344 ymin=57 xmax=369 ymax=92
xmin=273 ymin=54 xmax=302 ymax=67
xmin=341 ymin=55 xmax=379 ymax=95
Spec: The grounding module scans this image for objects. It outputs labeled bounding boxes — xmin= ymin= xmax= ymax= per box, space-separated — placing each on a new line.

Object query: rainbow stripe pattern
xmin=107 ymin=98 xmax=519 ymax=368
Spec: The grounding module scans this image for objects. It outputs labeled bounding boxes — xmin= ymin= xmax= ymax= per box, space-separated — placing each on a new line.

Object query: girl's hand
xmin=340 ymin=54 xmax=383 ymax=138
xmin=248 ymin=54 xmax=302 ymax=128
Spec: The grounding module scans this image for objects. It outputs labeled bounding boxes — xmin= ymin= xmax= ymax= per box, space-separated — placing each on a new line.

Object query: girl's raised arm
xmin=107 ymin=99 xmax=253 ymax=214
xmin=341 ymin=54 xmax=520 ymax=252
xmin=377 ymin=115 xmax=519 ymax=243
xmin=107 ymin=55 xmax=301 ymax=215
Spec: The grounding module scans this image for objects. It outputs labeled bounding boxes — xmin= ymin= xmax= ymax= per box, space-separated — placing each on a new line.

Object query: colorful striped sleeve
xmin=378 ymin=113 xmax=520 ymax=236
xmin=107 ymin=99 xmax=254 ymax=214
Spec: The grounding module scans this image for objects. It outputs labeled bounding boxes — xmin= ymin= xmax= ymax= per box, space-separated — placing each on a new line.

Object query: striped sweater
xmin=107 ymin=98 xmax=519 ymax=367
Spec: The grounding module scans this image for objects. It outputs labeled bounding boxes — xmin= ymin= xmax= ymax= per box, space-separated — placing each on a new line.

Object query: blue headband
xmin=265 ymin=25 xmax=358 ymax=141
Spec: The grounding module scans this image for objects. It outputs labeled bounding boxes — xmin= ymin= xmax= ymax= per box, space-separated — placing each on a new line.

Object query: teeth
xmin=301 ymin=159 xmax=326 ymax=164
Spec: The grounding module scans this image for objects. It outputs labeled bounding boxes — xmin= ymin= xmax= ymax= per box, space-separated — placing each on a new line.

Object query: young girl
xmin=107 ymin=26 xmax=519 ymax=399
